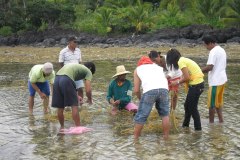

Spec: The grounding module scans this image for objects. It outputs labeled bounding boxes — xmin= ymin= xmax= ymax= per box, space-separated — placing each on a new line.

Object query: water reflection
xmin=0 ymin=61 xmax=239 ymax=159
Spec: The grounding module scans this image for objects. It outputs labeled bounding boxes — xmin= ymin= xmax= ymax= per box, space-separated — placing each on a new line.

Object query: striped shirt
xmin=59 ymin=46 xmax=82 ymax=65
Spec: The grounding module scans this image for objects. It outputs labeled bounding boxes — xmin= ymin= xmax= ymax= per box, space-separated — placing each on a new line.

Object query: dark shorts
xmin=28 ymin=80 xmax=50 ymax=96
xmin=51 ymin=75 xmax=78 ymax=108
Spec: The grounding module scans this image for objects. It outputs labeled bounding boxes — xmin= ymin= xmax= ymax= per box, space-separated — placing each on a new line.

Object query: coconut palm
xmin=222 ymin=0 xmax=240 ymax=27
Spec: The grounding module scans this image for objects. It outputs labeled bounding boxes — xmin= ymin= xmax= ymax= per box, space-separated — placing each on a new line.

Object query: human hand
xmin=114 ymin=100 xmax=120 ymax=105
xmin=170 ymin=80 xmax=179 ymax=86
xmin=109 ymin=98 xmax=114 ymax=104
xmin=39 ymin=92 xmax=47 ymax=99
xmin=78 ymin=96 xmax=84 ymax=104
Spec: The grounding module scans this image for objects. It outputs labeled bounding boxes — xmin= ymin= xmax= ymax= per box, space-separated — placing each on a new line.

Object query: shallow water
xmin=0 ymin=55 xmax=240 ymax=160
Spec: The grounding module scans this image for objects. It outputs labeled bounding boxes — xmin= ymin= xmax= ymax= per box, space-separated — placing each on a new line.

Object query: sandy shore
xmin=0 ymin=43 xmax=239 ymax=64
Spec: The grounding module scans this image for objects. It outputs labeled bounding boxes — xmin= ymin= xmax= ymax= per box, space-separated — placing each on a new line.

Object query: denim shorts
xmin=28 ymin=80 xmax=50 ymax=96
xmin=134 ymin=88 xmax=169 ymax=124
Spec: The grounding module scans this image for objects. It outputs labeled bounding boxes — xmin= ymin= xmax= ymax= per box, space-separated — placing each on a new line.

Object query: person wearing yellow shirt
xmin=166 ymin=49 xmax=204 ymax=131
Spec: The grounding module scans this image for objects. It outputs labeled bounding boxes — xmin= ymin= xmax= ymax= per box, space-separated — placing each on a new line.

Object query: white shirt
xmin=166 ymin=64 xmax=182 ymax=79
xmin=163 ymin=55 xmax=182 ymax=79
xmin=137 ymin=63 xmax=168 ymax=93
xmin=59 ymin=46 xmax=82 ymax=65
xmin=207 ymin=45 xmax=227 ymax=86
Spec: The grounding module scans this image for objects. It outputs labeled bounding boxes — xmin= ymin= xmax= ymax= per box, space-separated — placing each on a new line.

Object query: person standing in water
xmin=166 ymin=49 xmax=204 ymax=131
xmin=28 ymin=62 xmax=55 ymax=114
xmin=59 ymin=36 xmax=84 ymax=103
xmin=51 ymin=62 xmax=95 ymax=129
xmin=133 ymin=56 xmax=170 ymax=140
xmin=202 ymin=36 xmax=227 ymax=123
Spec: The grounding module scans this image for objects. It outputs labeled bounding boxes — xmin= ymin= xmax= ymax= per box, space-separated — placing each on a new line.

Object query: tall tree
xmin=223 ymin=0 xmax=240 ymax=27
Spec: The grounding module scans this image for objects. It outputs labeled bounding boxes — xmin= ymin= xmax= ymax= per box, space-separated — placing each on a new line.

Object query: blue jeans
xmin=134 ymin=89 xmax=169 ymax=124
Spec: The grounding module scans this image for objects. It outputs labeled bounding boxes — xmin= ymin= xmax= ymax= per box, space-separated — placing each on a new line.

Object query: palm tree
xmin=222 ymin=0 xmax=240 ymax=27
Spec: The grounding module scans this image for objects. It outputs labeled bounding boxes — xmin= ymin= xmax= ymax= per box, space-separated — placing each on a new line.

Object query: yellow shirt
xmin=178 ymin=57 xmax=204 ymax=85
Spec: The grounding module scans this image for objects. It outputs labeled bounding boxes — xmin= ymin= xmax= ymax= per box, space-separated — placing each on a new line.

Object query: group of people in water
xmin=27 ymin=35 xmax=227 ymax=140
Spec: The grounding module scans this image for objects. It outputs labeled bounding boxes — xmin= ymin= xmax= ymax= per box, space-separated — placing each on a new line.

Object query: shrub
xmin=0 ymin=26 xmax=13 ymax=36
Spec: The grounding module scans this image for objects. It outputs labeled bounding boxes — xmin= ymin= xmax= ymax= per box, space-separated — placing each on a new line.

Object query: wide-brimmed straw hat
xmin=112 ymin=65 xmax=131 ymax=78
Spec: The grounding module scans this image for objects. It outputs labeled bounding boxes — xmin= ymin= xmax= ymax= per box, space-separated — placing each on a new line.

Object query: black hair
xmin=148 ymin=50 xmax=161 ymax=59
xmin=166 ymin=49 xmax=181 ymax=70
xmin=84 ymin=62 xmax=96 ymax=74
xmin=68 ymin=36 xmax=77 ymax=42
xmin=202 ymin=36 xmax=216 ymax=45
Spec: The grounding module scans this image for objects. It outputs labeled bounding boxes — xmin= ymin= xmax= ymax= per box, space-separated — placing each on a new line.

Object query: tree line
xmin=0 ymin=0 xmax=239 ymax=36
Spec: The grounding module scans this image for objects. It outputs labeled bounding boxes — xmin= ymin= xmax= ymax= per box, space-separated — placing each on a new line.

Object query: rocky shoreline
xmin=0 ymin=25 xmax=239 ymax=48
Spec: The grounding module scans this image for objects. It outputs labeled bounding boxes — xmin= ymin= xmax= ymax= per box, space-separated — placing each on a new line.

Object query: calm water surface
xmin=0 ymin=58 xmax=239 ymax=160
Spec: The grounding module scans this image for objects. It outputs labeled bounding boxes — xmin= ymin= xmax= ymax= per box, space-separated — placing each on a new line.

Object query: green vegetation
xmin=0 ymin=0 xmax=239 ymax=36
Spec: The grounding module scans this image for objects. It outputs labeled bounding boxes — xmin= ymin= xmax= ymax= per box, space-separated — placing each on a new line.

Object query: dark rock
xmin=227 ymin=37 xmax=240 ymax=43
xmin=0 ymin=25 xmax=239 ymax=47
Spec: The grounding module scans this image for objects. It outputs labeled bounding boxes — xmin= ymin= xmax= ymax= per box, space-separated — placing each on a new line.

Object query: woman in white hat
xmin=106 ymin=65 xmax=138 ymax=115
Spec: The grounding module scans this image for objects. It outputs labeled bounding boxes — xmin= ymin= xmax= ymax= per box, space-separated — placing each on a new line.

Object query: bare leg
xmin=134 ymin=123 xmax=144 ymax=141
xmin=111 ymin=106 xmax=118 ymax=115
xmin=72 ymin=106 xmax=80 ymax=126
xmin=28 ymin=96 xmax=34 ymax=114
xmin=43 ymin=97 xmax=49 ymax=113
xmin=216 ymin=108 xmax=224 ymax=123
xmin=172 ymin=91 xmax=178 ymax=110
xmin=57 ymin=108 xmax=65 ymax=129
xmin=162 ymin=116 xmax=170 ymax=139
xmin=209 ymin=108 xmax=215 ymax=123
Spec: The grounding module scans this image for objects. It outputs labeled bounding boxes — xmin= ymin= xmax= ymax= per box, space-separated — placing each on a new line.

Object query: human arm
xmin=170 ymin=67 xmax=190 ymax=86
xmin=118 ymin=81 xmax=132 ymax=107
xmin=106 ymin=81 xmax=114 ymax=104
xmin=50 ymin=83 xmax=53 ymax=95
xmin=59 ymin=49 xmax=64 ymax=67
xmin=201 ymin=64 xmax=213 ymax=73
xmin=31 ymin=83 xmax=47 ymax=99
xmin=85 ymin=80 xmax=93 ymax=104
xmin=106 ymin=81 xmax=122 ymax=106
xmin=134 ymin=69 xmax=141 ymax=100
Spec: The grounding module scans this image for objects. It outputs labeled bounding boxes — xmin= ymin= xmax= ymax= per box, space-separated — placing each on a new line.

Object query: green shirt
xmin=57 ymin=63 xmax=92 ymax=81
xmin=29 ymin=64 xmax=55 ymax=84
xmin=106 ymin=79 xmax=133 ymax=109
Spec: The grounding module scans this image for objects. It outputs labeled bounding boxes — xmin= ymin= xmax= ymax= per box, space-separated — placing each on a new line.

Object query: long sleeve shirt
xmin=106 ymin=79 xmax=133 ymax=109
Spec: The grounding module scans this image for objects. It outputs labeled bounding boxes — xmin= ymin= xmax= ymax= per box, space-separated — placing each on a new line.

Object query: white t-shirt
xmin=59 ymin=46 xmax=82 ymax=65
xmin=207 ymin=45 xmax=227 ymax=86
xmin=166 ymin=64 xmax=182 ymax=79
xmin=137 ymin=63 xmax=168 ymax=93
xmin=163 ymin=55 xmax=182 ymax=79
